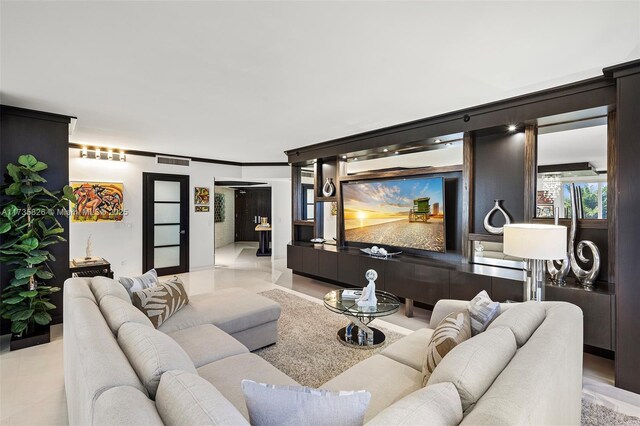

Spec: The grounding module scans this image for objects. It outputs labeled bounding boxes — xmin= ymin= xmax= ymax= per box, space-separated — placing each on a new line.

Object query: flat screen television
xmin=342 ymin=175 xmax=446 ymax=253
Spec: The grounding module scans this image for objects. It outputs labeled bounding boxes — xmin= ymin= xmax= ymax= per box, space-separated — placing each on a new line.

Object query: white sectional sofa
xmin=64 ymin=276 xmax=583 ymax=425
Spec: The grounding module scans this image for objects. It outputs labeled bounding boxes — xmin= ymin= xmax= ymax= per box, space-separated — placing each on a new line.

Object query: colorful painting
xmin=214 ymin=193 xmax=225 ymax=222
xmin=536 ymin=190 xmax=554 ymax=205
xmin=195 ymin=205 xmax=210 ymax=213
xmin=70 ymin=182 xmax=124 ymax=222
xmin=194 ymin=187 xmax=210 ymax=205
xmin=536 ymin=205 xmax=554 ymax=218
xmin=342 ymin=176 xmax=446 ymax=253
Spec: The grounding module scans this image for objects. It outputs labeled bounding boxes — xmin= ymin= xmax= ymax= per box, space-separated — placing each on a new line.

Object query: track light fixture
xmin=79 ymin=146 xmax=127 ymax=162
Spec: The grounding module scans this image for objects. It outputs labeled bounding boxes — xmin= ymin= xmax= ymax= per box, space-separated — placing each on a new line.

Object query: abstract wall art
xmin=70 ymin=182 xmax=125 ymax=222
xmin=194 ymin=187 xmax=210 ymax=205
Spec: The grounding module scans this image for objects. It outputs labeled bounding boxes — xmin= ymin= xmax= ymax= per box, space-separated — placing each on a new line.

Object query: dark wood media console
xmin=288 ymin=242 xmax=615 ymax=353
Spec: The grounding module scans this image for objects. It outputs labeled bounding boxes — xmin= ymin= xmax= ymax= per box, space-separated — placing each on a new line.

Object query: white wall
xmin=214 ymin=187 xmax=235 ymax=248
xmin=269 ymin=180 xmax=292 ymax=259
xmin=241 ymin=165 xmax=290 ymax=180
xmin=69 ymin=148 xmax=241 ymax=277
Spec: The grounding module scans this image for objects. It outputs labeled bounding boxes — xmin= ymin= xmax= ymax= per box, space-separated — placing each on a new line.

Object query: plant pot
xmin=10 ymin=324 xmax=51 ymax=351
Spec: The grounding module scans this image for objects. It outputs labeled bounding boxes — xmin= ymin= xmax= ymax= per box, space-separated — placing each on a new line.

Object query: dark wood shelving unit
xmin=285 ymin=60 xmax=640 ymax=389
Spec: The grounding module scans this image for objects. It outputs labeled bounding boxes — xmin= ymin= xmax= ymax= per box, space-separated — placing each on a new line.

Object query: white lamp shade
xmin=503 ymin=224 xmax=567 ymax=260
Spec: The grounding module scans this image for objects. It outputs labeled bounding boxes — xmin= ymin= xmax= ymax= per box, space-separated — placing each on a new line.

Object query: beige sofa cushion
xmin=487 ymin=301 xmax=545 ymax=347
xmin=94 ymin=386 xmax=163 ymax=426
xmin=157 ymin=287 xmax=281 ymax=335
xmin=117 ymin=322 xmax=197 ymax=398
xmin=198 ymin=353 xmax=299 ymax=420
xmin=242 ymin=380 xmax=371 ymax=426
xmin=167 ymin=324 xmax=249 ymax=368
xmin=99 ymin=295 xmax=153 ymax=335
xmin=423 ymin=311 xmax=472 ymax=385
xmin=367 ymin=382 xmax=463 ymax=426
xmin=156 ymin=370 xmax=249 ymax=426
xmin=89 ymin=276 xmax=131 ymax=304
xmin=427 ymin=326 xmax=517 ymax=412
xmin=380 ymin=328 xmax=433 ymax=372
xmin=321 ymin=354 xmax=423 ymax=423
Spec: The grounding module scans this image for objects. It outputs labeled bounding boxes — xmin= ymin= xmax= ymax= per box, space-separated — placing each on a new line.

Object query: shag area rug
xmin=255 ymin=289 xmax=405 ymax=388
xmin=582 ymin=400 xmax=640 ymax=425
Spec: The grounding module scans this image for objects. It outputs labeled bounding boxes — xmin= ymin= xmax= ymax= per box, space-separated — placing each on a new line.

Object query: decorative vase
xmin=322 ymin=178 xmax=335 ymax=197
xmin=567 ymin=183 xmax=601 ymax=288
xmin=483 ymin=199 xmax=511 ymax=235
xmin=547 ymin=208 xmax=570 ymax=286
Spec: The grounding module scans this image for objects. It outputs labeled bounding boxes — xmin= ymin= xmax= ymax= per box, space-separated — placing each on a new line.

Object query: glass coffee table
xmin=324 ymin=288 xmax=401 ymax=349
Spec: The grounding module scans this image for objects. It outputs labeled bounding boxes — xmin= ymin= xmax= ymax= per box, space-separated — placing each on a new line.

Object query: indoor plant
xmin=0 ymin=154 xmax=75 ymax=348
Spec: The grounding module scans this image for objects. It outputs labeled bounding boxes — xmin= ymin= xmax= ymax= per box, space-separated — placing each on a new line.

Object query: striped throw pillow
xmin=468 ymin=290 xmax=501 ymax=335
xmin=119 ymin=269 xmax=159 ymax=297
xmin=422 ymin=310 xmax=471 ymax=386
xmin=132 ymin=278 xmax=189 ymax=328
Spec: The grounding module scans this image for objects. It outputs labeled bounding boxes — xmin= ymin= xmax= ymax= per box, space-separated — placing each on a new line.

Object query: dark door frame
xmin=142 ymin=172 xmax=190 ymax=275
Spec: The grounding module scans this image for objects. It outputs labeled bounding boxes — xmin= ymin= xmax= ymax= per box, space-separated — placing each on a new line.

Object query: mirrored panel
xmin=472 ymin=241 xmax=524 ymax=269
xmin=346 ymin=141 xmax=463 ymax=174
xmin=300 ymin=165 xmax=315 ymax=221
xmin=536 ymin=124 xmax=607 ymax=219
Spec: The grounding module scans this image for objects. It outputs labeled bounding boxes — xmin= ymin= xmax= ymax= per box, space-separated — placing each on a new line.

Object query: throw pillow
xmin=241 ymin=380 xmax=371 ymax=426
xmin=119 ymin=269 xmax=159 ymax=296
xmin=132 ymin=278 xmax=189 ymax=328
xmin=467 ymin=290 xmax=500 ymax=335
xmin=422 ymin=311 xmax=471 ymax=386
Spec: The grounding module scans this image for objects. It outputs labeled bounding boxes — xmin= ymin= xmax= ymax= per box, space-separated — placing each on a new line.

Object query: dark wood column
xmin=523 ymin=125 xmax=538 ymax=223
xmin=606 ymin=61 xmax=640 ymax=393
xmin=461 ymin=132 xmax=474 ymax=262
xmin=0 ymin=106 xmax=73 ymax=329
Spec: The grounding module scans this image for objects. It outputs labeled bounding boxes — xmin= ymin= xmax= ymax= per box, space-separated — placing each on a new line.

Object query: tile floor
xmin=1 ymin=241 xmax=639 ymax=424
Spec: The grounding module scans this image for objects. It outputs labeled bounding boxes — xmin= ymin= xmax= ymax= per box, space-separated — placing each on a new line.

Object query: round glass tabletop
xmin=323 ymin=288 xmax=401 ymax=318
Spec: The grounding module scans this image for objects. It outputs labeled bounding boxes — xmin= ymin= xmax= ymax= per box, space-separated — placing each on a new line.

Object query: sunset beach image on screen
xmin=342 ymin=176 xmax=445 ymax=253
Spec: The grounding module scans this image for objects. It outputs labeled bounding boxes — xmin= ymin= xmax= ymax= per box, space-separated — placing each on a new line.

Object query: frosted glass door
xmin=143 ymin=173 xmax=189 ymax=275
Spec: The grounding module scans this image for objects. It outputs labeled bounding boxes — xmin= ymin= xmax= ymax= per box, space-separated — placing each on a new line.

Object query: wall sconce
xmin=79 ymin=147 xmax=127 ymax=162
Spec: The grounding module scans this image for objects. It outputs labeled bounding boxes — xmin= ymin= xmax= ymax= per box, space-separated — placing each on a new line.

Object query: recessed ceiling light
xmin=395 ymin=151 xmax=399 ymax=155
xmin=508 ymin=125 xmax=517 ymax=131
xmin=353 ymin=158 xmax=358 ymax=161
xmin=435 ymin=139 xmax=442 ymax=143
xmin=341 ymin=155 xmax=347 ymax=159
xmin=383 ymin=148 xmax=388 ymax=152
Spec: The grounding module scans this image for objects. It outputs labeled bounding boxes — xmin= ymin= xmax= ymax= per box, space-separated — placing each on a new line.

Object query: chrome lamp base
xmin=525 ymin=259 xmax=546 ymax=301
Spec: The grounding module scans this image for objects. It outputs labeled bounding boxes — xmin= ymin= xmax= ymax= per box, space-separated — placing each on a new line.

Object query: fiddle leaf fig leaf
xmin=6 ymin=163 xmax=20 ymax=181
xmin=11 ymin=309 xmax=34 ymax=321
xmin=31 ymin=161 xmax=48 ymax=172
xmin=2 ymin=204 xmax=19 ymax=219
xmin=18 ymin=154 xmax=38 ymax=167
xmin=18 ymin=290 xmax=38 ymax=298
xmin=3 ymin=297 xmax=25 ymax=305
xmin=36 ymin=270 xmax=54 ymax=280
xmin=6 ymin=182 xmax=21 ymax=196
xmin=33 ymin=311 xmax=52 ymax=325
xmin=0 ymin=223 xmax=10 ymax=234
xmin=15 ymin=267 xmax=37 ymax=279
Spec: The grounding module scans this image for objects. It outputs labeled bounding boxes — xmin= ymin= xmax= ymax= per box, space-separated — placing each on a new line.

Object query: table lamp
xmin=503 ymin=224 xmax=567 ymax=301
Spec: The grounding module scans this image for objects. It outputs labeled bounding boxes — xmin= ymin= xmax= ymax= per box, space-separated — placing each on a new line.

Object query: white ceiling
xmin=1 ymin=1 xmax=638 ymax=163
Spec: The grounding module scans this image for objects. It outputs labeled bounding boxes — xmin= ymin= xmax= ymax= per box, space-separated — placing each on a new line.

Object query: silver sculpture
xmin=567 ymin=183 xmax=601 ymax=288
xmin=483 ymin=199 xmax=511 ymax=235
xmin=547 ymin=208 xmax=570 ymax=286
xmin=322 ymin=178 xmax=335 ymax=197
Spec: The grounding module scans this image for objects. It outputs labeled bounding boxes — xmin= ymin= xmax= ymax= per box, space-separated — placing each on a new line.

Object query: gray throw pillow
xmin=467 ymin=290 xmax=500 ymax=335
xmin=242 ymin=380 xmax=371 ymax=426
xmin=119 ymin=269 xmax=159 ymax=296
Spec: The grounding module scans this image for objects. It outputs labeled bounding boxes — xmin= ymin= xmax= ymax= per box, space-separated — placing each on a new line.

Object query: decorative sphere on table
xmin=357 ymin=269 xmax=378 ymax=307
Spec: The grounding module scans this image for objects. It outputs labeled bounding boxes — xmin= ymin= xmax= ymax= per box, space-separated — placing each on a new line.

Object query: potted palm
xmin=0 ymin=154 xmax=75 ymax=350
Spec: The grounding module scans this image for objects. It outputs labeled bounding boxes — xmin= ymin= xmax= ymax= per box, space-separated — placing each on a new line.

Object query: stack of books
xmin=72 ymin=257 xmax=104 ymax=267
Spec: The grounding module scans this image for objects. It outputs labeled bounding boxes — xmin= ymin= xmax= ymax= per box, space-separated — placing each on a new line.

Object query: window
xmin=302 ymin=184 xmax=314 ymax=220
xmin=562 ymin=182 xmax=607 ymax=219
